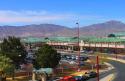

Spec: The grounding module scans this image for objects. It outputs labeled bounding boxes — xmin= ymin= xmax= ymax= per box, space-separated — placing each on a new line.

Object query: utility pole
xmin=96 ymin=56 xmax=99 ymax=81
xmin=76 ymin=22 xmax=80 ymax=71
xmin=115 ymin=42 xmax=117 ymax=59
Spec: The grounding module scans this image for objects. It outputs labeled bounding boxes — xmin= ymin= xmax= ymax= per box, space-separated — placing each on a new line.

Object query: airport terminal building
xmin=21 ymin=32 xmax=125 ymax=54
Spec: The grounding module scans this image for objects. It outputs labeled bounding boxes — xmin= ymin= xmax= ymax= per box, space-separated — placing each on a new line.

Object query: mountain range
xmin=0 ymin=20 xmax=125 ymax=38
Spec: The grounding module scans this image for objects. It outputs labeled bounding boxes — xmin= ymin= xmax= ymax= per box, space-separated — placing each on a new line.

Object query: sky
xmin=0 ymin=0 xmax=125 ymax=27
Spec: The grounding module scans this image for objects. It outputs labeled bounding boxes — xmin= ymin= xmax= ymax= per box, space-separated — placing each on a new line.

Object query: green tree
xmin=108 ymin=34 xmax=116 ymax=37
xmin=0 ymin=36 xmax=27 ymax=67
xmin=34 ymin=44 xmax=61 ymax=68
xmin=0 ymin=54 xmax=14 ymax=77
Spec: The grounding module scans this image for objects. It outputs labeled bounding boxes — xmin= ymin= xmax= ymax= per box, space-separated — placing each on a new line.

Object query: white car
xmin=69 ymin=61 xmax=77 ymax=64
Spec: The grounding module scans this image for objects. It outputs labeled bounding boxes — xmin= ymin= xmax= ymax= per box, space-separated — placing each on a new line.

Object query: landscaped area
xmin=0 ymin=36 xmax=114 ymax=81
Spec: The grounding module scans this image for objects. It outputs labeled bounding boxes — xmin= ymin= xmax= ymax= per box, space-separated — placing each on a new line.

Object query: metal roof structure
xmin=111 ymin=32 xmax=125 ymax=37
xmin=21 ymin=36 xmax=125 ymax=43
xmin=21 ymin=37 xmax=48 ymax=43
xmin=87 ymin=37 xmax=125 ymax=43
xmin=48 ymin=37 xmax=78 ymax=43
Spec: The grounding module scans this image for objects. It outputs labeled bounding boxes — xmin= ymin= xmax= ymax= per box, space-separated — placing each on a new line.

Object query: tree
xmin=34 ymin=44 xmax=61 ymax=68
xmin=108 ymin=34 xmax=116 ymax=37
xmin=0 ymin=36 xmax=27 ymax=67
xmin=0 ymin=54 xmax=14 ymax=78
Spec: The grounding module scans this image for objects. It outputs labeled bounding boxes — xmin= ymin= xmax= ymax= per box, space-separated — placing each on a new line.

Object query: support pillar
xmin=80 ymin=46 xmax=83 ymax=51
xmin=32 ymin=72 xmax=36 ymax=81
xmin=40 ymin=74 xmax=47 ymax=81
xmin=68 ymin=46 xmax=71 ymax=51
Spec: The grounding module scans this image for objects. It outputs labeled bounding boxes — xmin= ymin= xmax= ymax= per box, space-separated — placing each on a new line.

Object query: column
xmin=32 ymin=72 xmax=36 ymax=81
xmin=80 ymin=46 xmax=83 ymax=51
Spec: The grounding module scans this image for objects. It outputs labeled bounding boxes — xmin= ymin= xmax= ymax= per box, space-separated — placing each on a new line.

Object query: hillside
xmin=0 ymin=20 xmax=125 ymax=38
xmin=78 ymin=20 xmax=125 ymax=37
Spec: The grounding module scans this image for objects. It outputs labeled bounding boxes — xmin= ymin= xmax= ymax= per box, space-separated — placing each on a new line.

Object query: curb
xmin=100 ymin=73 xmax=115 ymax=81
xmin=108 ymin=57 xmax=125 ymax=64
xmin=108 ymin=73 xmax=115 ymax=81
xmin=100 ymin=62 xmax=115 ymax=81
xmin=100 ymin=62 xmax=115 ymax=73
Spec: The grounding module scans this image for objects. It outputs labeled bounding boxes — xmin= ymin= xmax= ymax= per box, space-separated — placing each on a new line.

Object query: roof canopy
xmin=21 ymin=36 xmax=125 ymax=43
xmin=21 ymin=37 xmax=48 ymax=43
xmin=110 ymin=32 xmax=125 ymax=37
xmin=87 ymin=37 xmax=125 ymax=43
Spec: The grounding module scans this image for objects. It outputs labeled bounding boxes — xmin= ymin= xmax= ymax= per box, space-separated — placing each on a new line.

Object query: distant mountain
xmin=1 ymin=20 xmax=125 ymax=38
xmin=78 ymin=20 xmax=125 ymax=37
xmin=0 ymin=24 xmax=71 ymax=38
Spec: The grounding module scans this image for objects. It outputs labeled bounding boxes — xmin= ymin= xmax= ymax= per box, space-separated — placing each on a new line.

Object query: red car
xmin=60 ymin=76 xmax=76 ymax=81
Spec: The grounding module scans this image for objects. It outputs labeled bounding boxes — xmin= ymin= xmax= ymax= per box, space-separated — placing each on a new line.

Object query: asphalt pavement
xmin=108 ymin=60 xmax=125 ymax=81
xmin=87 ymin=69 xmax=115 ymax=81
xmin=60 ymin=52 xmax=125 ymax=81
xmin=87 ymin=58 xmax=125 ymax=81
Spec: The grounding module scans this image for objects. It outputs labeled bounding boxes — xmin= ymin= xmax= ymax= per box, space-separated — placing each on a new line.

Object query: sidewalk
xmin=108 ymin=57 xmax=125 ymax=64
xmin=100 ymin=62 xmax=115 ymax=73
xmin=99 ymin=62 xmax=115 ymax=81
xmin=70 ymin=62 xmax=114 ymax=76
xmin=100 ymin=73 xmax=114 ymax=81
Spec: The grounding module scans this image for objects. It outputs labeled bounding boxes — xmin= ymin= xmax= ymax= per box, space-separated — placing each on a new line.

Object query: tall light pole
xmin=76 ymin=22 xmax=80 ymax=71
xmin=96 ymin=56 xmax=99 ymax=81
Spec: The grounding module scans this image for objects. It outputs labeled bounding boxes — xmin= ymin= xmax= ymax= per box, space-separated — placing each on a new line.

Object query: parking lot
xmin=52 ymin=54 xmax=98 ymax=81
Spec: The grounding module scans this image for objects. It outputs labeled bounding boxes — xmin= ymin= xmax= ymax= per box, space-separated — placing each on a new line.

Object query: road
xmin=60 ymin=52 xmax=125 ymax=81
xmin=109 ymin=60 xmax=125 ymax=81
xmin=88 ymin=69 xmax=115 ymax=81
xmin=88 ymin=60 xmax=125 ymax=81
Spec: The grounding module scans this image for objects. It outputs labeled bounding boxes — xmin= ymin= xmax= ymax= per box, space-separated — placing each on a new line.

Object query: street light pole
xmin=76 ymin=22 xmax=80 ymax=71
xmin=96 ymin=56 xmax=99 ymax=81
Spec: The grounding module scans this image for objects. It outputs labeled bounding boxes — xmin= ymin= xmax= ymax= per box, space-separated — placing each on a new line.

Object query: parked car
xmin=69 ymin=61 xmax=75 ymax=64
xmin=66 ymin=55 xmax=72 ymax=59
xmin=80 ymin=50 xmax=86 ymax=53
xmin=74 ymin=76 xmax=82 ymax=81
xmin=60 ymin=76 xmax=76 ymax=81
xmin=80 ymin=56 xmax=89 ymax=61
xmin=82 ymin=75 xmax=89 ymax=80
xmin=71 ymin=55 xmax=76 ymax=60
xmin=85 ymin=71 xmax=97 ymax=78
xmin=76 ymin=56 xmax=89 ymax=61
xmin=88 ymin=51 xmax=94 ymax=54
xmin=89 ymin=71 xmax=97 ymax=78
xmin=52 ymin=77 xmax=62 ymax=81
xmin=74 ymin=75 xmax=89 ymax=81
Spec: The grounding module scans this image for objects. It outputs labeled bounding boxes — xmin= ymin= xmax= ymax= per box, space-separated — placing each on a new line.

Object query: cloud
xmin=0 ymin=10 xmax=104 ymax=26
xmin=0 ymin=10 xmax=71 ymax=23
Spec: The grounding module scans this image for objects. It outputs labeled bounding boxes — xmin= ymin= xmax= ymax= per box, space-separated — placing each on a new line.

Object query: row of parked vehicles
xmin=60 ymin=54 xmax=89 ymax=66
xmin=52 ymin=54 xmax=94 ymax=81
xmin=53 ymin=71 xmax=97 ymax=81
xmin=61 ymin=55 xmax=89 ymax=61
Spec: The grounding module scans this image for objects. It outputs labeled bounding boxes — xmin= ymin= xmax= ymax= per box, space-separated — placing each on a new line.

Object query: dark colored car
xmin=52 ymin=77 xmax=62 ymax=81
xmin=82 ymin=75 xmax=89 ymax=80
xmin=79 ymin=56 xmax=89 ymax=61
xmin=74 ymin=76 xmax=82 ymax=81
xmin=74 ymin=75 xmax=89 ymax=81
xmin=85 ymin=71 xmax=97 ymax=78
xmin=89 ymin=71 xmax=97 ymax=78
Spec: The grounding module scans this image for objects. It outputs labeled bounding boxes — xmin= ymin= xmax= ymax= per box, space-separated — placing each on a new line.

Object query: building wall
xmin=47 ymin=41 xmax=125 ymax=53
